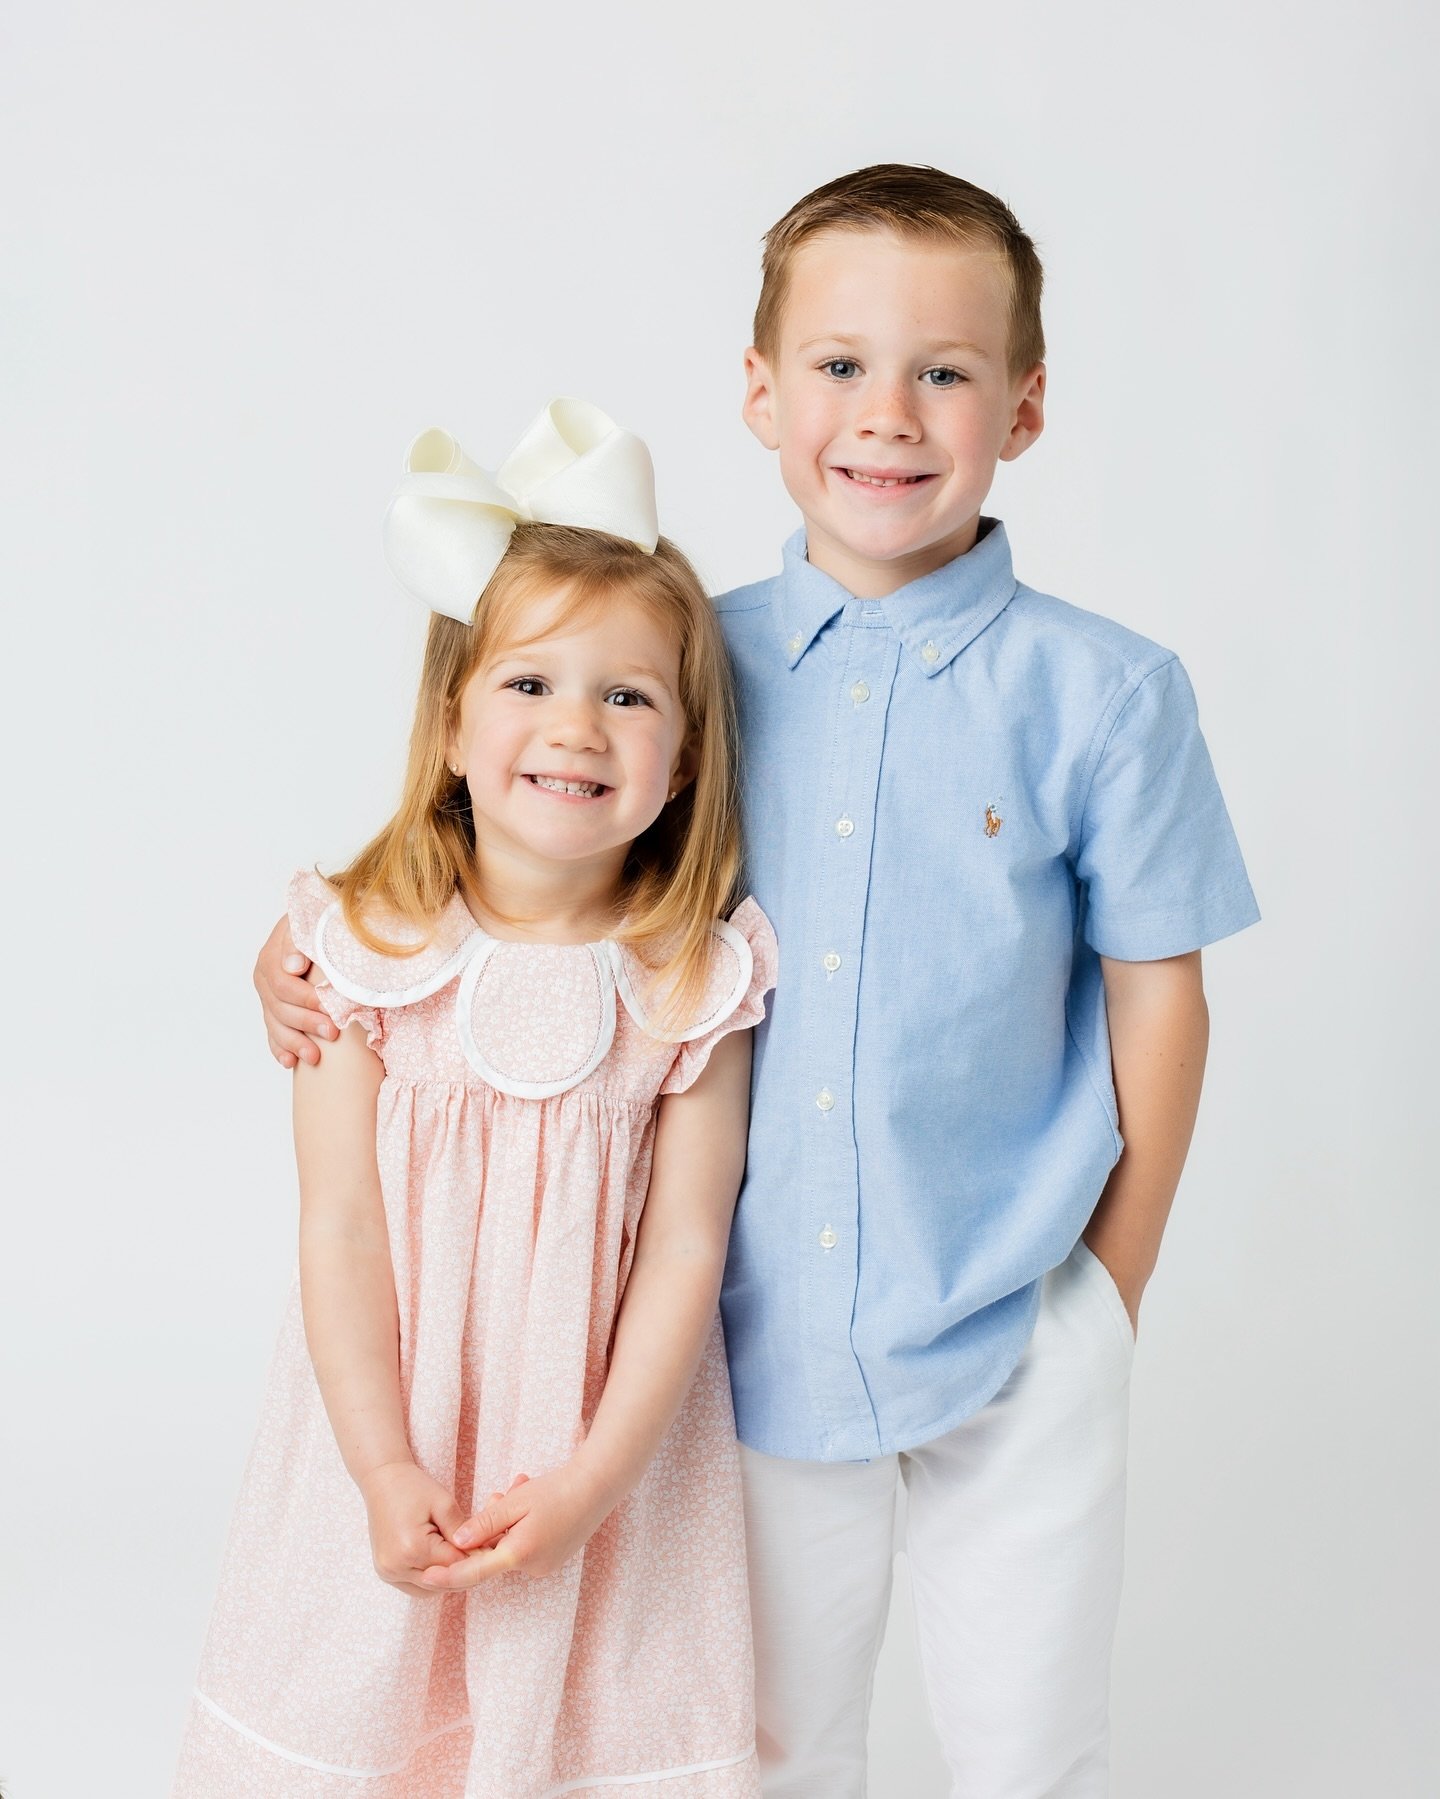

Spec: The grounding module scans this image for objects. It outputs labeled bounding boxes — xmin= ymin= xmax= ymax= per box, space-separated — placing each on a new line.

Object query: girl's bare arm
xmin=291 ymin=1006 xmax=409 ymax=1484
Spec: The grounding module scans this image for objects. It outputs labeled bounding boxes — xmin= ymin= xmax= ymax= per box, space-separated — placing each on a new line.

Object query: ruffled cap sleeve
xmin=659 ymin=897 xmax=777 ymax=1096
xmin=286 ymin=869 xmax=386 ymax=1051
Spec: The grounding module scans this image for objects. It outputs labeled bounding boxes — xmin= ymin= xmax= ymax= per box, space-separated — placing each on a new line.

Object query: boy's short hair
xmin=753 ymin=163 xmax=1045 ymax=377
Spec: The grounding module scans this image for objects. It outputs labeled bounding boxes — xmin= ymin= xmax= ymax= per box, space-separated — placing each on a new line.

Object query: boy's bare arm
xmin=1084 ymin=951 xmax=1210 ymax=1331
xmin=255 ymin=915 xmax=338 ymax=1068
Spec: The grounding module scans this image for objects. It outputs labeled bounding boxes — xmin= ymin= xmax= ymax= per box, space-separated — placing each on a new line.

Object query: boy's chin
xmin=809 ymin=512 xmax=978 ymax=570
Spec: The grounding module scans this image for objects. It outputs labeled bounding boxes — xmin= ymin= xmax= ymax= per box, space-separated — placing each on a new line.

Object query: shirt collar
xmin=775 ymin=517 xmax=1017 ymax=676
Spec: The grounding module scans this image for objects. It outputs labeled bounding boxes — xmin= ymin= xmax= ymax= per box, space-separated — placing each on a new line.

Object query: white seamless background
xmin=2 ymin=3 xmax=1435 ymax=1795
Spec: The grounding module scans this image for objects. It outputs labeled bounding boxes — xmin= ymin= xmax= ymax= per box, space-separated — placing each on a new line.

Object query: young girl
xmin=174 ymin=404 xmax=774 ymax=1798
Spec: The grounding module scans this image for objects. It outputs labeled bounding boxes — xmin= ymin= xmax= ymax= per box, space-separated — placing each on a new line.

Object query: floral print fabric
xmin=172 ymin=871 xmax=775 ymax=1798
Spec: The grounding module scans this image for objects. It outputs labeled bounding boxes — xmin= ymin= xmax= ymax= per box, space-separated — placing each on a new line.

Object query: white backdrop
xmin=3 ymin=2 xmax=1436 ymax=1794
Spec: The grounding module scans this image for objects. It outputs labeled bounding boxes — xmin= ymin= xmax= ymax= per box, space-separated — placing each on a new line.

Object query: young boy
xmin=255 ymin=166 xmax=1257 ymax=1795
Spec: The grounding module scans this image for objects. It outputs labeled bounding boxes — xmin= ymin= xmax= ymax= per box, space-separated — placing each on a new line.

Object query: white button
xmin=834 ymin=816 xmax=855 ymax=839
xmin=818 ymin=1226 xmax=838 ymax=1250
xmin=921 ymin=641 xmax=940 ymax=664
xmin=816 ymin=1088 xmax=835 ymax=1112
xmin=786 ymin=633 xmax=803 ymax=655
xmin=822 ymin=951 xmax=842 ymax=973
xmin=850 ymin=681 xmax=870 ymax=704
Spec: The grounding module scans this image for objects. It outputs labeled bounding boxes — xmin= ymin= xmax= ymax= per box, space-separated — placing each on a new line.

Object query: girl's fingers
xmin=420 ymin=1538 xmax=468 ymax=1567
xmin=416 ymin=1543 xmax=518 ymax=1590
xmin=453 ymin=1492 xmax=526 ymax=1550
xmin=390 ymin=1575 xmax=452 ymax=1598
xmin=432 ymin=1493 xmax=471 ymax=1549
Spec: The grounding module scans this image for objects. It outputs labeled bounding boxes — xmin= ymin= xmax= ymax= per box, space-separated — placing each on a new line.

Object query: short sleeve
xmin=1075 ymin=658 xmax=1260 ymax=960
xmin=286 ymin=869 xmax=386 ymax=1052
xmin=659 ymin=898 xmax=778 ymax=1096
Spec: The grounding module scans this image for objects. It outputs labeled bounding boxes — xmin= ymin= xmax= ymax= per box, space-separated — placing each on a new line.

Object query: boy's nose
xmin=855 ymin=378 xmax=922 ymax=441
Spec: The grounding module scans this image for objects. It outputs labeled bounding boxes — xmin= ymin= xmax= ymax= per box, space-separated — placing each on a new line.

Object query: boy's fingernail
xmin=283 ymin=955 xmax=306 ymax=973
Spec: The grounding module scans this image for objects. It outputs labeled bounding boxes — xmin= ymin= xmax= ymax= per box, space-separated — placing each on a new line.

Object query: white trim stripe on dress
xmin=193 ymin=1689 xmax=755 ymax=1791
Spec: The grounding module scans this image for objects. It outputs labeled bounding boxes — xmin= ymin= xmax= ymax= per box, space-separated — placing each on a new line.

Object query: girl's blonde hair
xmin=324 ymin=522 xmax=743 ymax=1033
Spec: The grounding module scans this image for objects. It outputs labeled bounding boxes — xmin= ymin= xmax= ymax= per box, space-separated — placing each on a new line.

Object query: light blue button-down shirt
xmin=715 ymin=520 xmax=1259 ymax=1461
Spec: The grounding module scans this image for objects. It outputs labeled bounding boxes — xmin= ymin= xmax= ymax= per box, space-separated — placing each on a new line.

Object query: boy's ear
xmin=999 ymin=362 xmax=1046 ymax=464
xmin=741 ymin=347 xmax=781 ymax=451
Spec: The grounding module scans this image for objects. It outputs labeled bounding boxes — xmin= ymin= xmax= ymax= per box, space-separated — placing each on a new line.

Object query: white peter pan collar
xmin=311 ymin=897 xmax=754 ymax=1100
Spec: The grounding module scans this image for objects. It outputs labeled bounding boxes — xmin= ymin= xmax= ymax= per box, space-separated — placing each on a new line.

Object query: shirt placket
xmin=799 ymin=602 xmax=899 ymax=1458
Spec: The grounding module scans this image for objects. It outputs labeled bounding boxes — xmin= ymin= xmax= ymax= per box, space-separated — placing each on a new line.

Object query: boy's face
xmin=742 ymin=228 xmax=1045 ymax=598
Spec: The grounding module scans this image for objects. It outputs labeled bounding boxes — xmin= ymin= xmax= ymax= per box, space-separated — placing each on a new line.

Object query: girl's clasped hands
xmin=361 ymin=1461 xmax=621 ymax=1594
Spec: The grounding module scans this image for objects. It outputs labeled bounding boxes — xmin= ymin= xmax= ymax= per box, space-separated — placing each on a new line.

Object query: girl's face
xmin=449 ymin=585 xmax=695 ymax=895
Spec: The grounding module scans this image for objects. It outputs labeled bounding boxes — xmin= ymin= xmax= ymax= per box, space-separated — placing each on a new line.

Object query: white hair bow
xmin=382 ymin=397 xmax=660 ymax=623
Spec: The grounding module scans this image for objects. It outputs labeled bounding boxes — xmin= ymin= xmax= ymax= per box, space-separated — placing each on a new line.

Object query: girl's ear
xmin=444 ymin=706 xmax=464 ymax=777
xmin=670 ymin=734 xmax=701 ymax=796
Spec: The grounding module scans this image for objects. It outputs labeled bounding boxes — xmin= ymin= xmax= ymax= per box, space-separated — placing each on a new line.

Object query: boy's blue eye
xmin=922 ymin=367 xmax=965 ymax=387
xmin=822 ymin=359 xmax=860 ymax=380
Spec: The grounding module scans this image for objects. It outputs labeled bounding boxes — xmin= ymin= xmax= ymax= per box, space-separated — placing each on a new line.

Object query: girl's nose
xmin=545 ymin=697 xmax=607 ymax=753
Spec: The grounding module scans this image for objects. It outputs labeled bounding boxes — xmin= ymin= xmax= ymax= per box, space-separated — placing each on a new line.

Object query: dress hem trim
xmin=193 ymin=1689 xmax=755 ymax=1792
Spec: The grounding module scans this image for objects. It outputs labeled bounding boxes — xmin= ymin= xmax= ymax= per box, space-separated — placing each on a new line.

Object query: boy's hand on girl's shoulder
xmin=357 ymin=1459 xmax=470 ymax=1598
xmin=255 ymin=914 xmax=337 ymax=1068
xmin=417 ymin=1465 xmax=610 ymax=1590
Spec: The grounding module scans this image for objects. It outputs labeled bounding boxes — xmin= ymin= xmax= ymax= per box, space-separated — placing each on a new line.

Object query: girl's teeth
xmin=532 ymin=776 xmax=603 ymax=796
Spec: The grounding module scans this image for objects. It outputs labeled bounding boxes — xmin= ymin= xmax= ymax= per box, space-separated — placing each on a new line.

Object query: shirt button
xmin=822 ymin=951 xmax=842 ymax=973
xmin=834 ymin=816 xmax=855 ymax=839
xmin=850 ymin=680 xmax=870 ymax=704
xmin=816 ymin=1088 xmax=835 ymax=1112
xmin=786 ymin=633 xmax=803 ymax=655
xmin=921 ymin=641 xmax=940 ymax=664
xmin=818 ymin=1226 xmax=838 ymax=1250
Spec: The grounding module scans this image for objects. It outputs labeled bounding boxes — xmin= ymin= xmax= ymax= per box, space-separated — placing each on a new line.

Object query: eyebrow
xmin=796 ymin=333 xmax=992 ymax=361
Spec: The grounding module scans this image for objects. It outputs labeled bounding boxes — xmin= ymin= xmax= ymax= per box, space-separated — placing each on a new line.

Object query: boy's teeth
xmin=845 ymin=470 xmax=922 ymax=486
xmin=531 ymin=775 xmax=604 ymax=796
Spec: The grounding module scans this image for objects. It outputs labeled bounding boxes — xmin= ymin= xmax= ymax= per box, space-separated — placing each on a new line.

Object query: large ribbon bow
xmin=382 ymin=398 xmax=659 ymax=623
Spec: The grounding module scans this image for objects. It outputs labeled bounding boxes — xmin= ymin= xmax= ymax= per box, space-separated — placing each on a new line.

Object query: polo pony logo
xmin=984 ymin=803 xmax=1003 ymax=839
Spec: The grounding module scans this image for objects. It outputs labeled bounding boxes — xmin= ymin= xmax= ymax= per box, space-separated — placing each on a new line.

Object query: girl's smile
xmin=523 ymin=773 xmax=611 ymax=799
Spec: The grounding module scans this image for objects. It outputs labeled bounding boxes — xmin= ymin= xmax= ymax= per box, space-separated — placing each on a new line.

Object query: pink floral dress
xmin=173 ymin=870 xmax=776 ymax=1799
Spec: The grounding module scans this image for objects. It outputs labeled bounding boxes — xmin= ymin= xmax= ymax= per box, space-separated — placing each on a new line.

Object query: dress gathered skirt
xmin=172 ymin=870 xmax=775 ymax=1799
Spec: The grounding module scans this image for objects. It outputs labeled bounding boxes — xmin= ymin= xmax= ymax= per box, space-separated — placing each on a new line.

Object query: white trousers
xmin=740 ymin=1241 xmax=1135 ymax=1799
